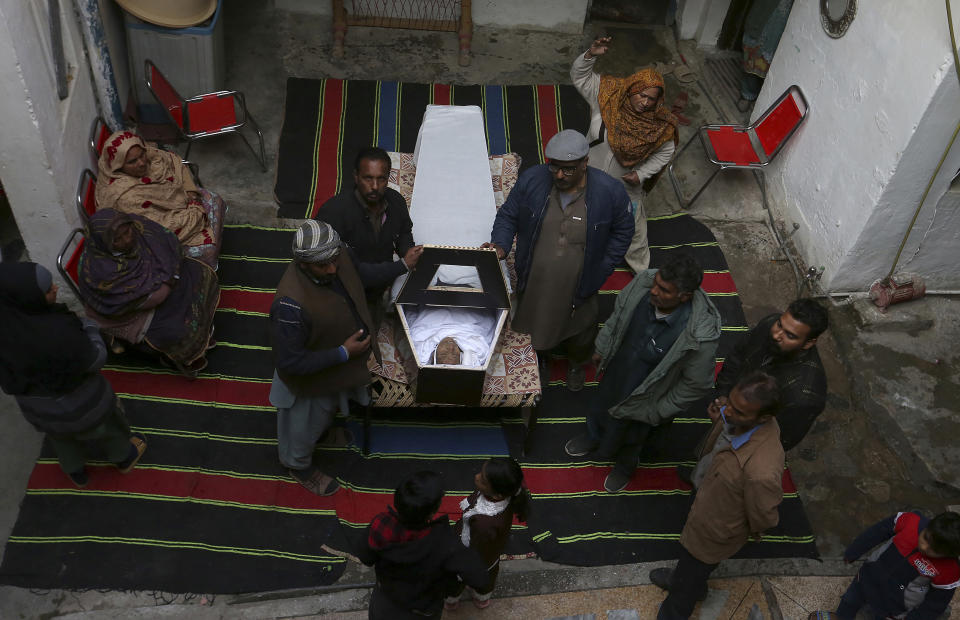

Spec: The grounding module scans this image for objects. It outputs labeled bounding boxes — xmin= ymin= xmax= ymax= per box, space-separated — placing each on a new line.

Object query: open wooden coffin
xmin=394 ymin=245 xmax=511 ymax=405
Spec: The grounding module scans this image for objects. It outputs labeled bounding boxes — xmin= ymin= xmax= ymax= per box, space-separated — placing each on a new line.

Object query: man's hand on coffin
xmin=481 ymin=242 xmax=506 ymax=260
xmin=621 ymin=171 xmax=642 ymax=186
xmin=343 ymin=329 xmax=371 ymax=358
xmin=591 ymin=352 xmax=603 ymax=367
xmin=403 ymin=245 xmax=424 ymax=269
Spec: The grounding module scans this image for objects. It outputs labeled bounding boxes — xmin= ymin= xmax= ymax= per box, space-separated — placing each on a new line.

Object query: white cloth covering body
xmin=405 ymin=306 xmax=497 ymax=368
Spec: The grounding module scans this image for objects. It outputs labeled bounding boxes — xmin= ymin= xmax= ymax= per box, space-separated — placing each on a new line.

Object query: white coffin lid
xmin=410 ymin=105 xmax=497 ymax=250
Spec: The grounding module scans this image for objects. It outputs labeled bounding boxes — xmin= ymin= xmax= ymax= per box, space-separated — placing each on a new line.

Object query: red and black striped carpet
xmin=274 ymin=77 xmax=590 ymax=219
xmin=0 ymin=214 xmax=817 ymax=594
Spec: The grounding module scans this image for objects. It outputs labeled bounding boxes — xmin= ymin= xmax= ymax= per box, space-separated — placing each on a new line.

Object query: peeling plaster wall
xmin=274 ymin=0 xmax=589 ymax=33
xmin=0 ymin=0 xmax=97 ymax=296
xmin=97 ymin=0 xmax=130 ymax=116
xmin=755 ymin=1 xmax=960 ymax=291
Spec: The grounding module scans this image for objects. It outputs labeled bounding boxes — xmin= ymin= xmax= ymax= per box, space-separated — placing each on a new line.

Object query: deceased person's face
xmin=435 ymin=337 xmax=462 ymax=365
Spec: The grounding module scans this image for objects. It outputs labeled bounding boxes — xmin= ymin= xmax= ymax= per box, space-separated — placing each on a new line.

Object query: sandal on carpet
xmin=290 ymin=467 xmax=341 ymax=496
xmin=807 ymin=613 xmax=836 ymax=620
xmin=68 ymin=468 xmax=89 ymax=488
xmin=654 ymin=61 xmax=674 ymax=76
xmin=116 ymin=433 xmax=147 ymax=474
xmin=180 ymin=357 xmax=208 ymax=378
xmin=674 ymin=65 xmax=697 ymax=83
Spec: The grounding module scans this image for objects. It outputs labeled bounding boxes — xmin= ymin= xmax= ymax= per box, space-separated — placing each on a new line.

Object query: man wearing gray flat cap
xmin=269 ymin=220 xmax=399 ymax=496
xmin=485 ymin=129 xmax=634 ymax=392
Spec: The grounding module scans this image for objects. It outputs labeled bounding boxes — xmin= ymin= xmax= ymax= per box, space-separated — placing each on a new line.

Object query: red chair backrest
xmin=755 ymin=92 xmax=803 ymax=158
xmin=79 ymin=170 xmax=97 ymax=218
xmin=146 ymin=61 xmax=185 ymax=129
xmin=186 ymin=94 xmax=238 ymax=133
xmin=94 ymin=118 xmax=111 ymax=156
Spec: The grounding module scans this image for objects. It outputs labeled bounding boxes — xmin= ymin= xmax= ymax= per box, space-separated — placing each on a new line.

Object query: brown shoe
xmin=566 ymin=364 xmax=586 ymax=392
xmin=290 ymin=467 xmax=340 ymax=496
xmin=117 ymin=433 xmax=147 ymax=474
xmin=318 ymin=426 xmax=354 ymax=448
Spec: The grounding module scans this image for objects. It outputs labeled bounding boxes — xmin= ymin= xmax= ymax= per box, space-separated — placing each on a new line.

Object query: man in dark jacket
xmin=358 ymin=470 xmax=488 ymax=619
xmin=269 ymin=221 xmax=400 ymax=496
xmin=315 ymin=146 xmax=423 ymax=320
xmin=485 ymin=129 xmax=634 ymax=392
xmin=713 ymin=297 xmax=828 ymax=451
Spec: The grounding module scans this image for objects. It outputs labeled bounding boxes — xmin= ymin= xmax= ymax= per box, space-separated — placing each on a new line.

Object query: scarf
xmin=79 ymin=209 xmax=182 ymax=317
xmin=0 ymin=262 xmax=93 ymax=395
xmin=597 ymin=68 xmax=679 ymax=168
xmin=95 ymin=130 xmax=210 ymax=246
xmin=459 ymin=492 xmax=510 ymax=547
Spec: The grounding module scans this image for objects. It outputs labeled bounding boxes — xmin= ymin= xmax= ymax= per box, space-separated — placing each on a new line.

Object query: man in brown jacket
xmin=651 ymin=371 xmax=785 ymax=619
xmin=269 ymin=221 xmax=397 ymax=496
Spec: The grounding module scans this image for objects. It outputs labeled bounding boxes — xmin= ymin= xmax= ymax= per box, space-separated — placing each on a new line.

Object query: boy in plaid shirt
xmin=358 ymin=471 xmax=487 ymax=619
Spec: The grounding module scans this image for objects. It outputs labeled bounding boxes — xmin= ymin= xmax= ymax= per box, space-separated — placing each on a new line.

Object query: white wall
xmin=755 ymin=0 xmax=960 ymax=291
xmin=676 ymin=0 xmax=733 ymax=49
xmin=0 ymin=0 xmax=97 ymax=299
xmin=275 ymin=0 xmax=590 ymax=34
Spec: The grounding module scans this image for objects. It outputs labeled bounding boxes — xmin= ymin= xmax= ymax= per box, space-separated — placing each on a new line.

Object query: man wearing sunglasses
xmin=485 ymin=129 xmax=634 ymax=392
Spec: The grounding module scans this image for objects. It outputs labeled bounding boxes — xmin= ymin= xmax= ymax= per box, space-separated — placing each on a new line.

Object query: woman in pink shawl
xmin=95 ymin=130 xmax=225 ymax=269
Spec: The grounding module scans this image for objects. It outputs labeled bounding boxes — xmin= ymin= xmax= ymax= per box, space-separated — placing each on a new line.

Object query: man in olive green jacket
xmin=565 ymin=253 xmax=722 ymax=492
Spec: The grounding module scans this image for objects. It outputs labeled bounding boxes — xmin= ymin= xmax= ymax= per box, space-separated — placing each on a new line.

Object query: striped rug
xmin=525 ymin=214 xmax=817 ymax=565
xmin=0 ymin=215 xmax=817 ymax=594
xmin=274 ymin=77 xmax=590 ymax=218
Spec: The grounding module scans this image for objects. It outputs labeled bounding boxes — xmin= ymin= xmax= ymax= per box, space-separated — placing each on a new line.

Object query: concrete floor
xmin=1 ymin=1 xmax=959 ymax=617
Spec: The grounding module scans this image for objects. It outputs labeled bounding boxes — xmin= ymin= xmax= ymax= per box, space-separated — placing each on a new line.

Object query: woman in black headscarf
xmin=0 ymin=262 xmax=146 ymax=487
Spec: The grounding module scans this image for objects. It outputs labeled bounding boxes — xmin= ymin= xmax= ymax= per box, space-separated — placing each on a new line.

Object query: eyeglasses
xmin=548 ymin=163 xmax=581 ymax=177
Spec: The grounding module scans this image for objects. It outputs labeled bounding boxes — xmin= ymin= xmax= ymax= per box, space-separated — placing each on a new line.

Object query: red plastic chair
xmin=89 ymin=116 xmax=111 ymax=167
xmin=56 ymin=228 xmax=85 ymax=299
xmin=76 ymin=169 xmax=97 ymax=225
xmin=144 ymin=59 xmax=266 ymax=171
xmin=668 ymin=85 xmax=809 ymax=209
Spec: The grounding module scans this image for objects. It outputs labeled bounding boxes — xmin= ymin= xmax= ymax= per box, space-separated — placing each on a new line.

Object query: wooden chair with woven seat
xmin=145 ymin=59 xmax=266 ymax=172
xmin=668 ymin=84 xmax=809 ymax=209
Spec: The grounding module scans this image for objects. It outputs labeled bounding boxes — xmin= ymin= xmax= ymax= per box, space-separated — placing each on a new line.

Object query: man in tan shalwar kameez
xmin=486 ymin=130 xmax=634 ymax=392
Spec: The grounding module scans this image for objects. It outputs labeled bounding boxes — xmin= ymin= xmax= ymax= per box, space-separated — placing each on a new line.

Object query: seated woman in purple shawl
xmin=78 ymin=209 xmax=219 ymax=377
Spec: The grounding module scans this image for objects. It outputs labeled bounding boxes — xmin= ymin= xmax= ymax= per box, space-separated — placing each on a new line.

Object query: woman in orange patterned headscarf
xmin=597 ymin=67 xmax=679 ymax=169
xmin=571 ymin=36 xmax=680 ymax=273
